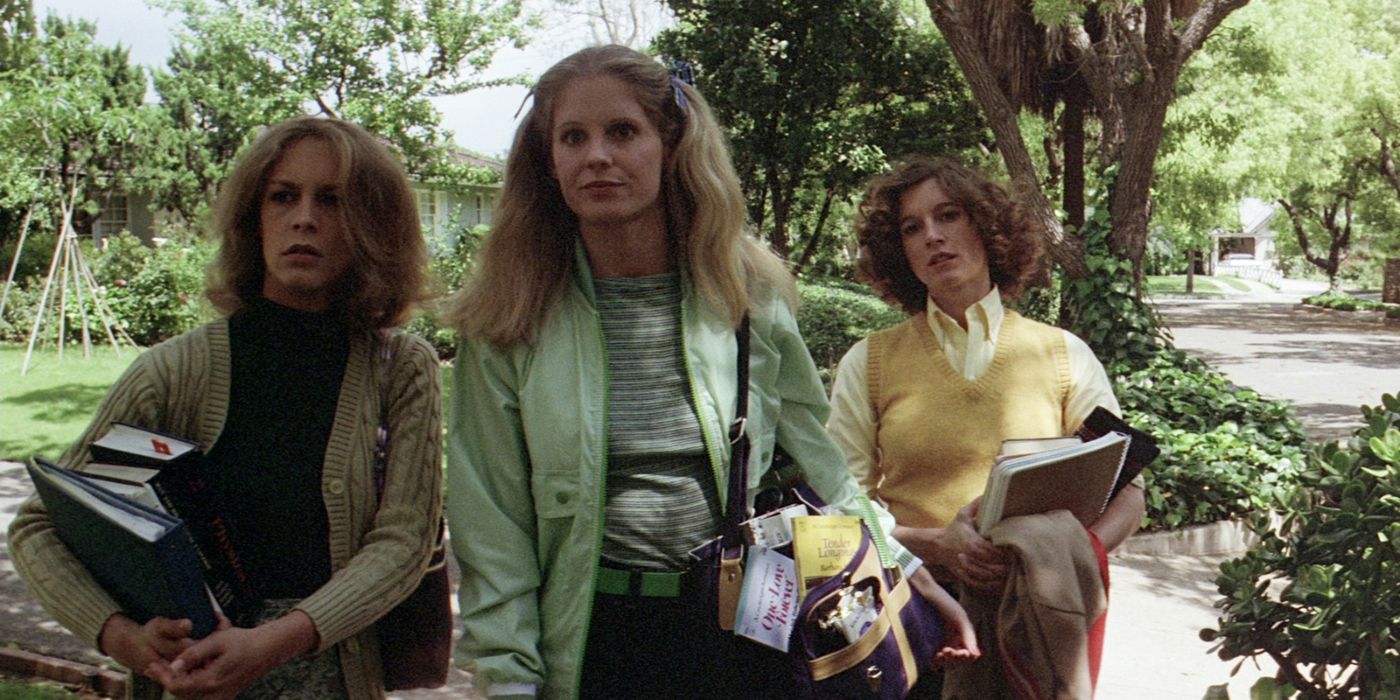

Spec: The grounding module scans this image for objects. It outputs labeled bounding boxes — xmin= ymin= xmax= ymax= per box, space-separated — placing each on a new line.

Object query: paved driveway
xmin=1153 ymin=279 xmax=1400 ymax=443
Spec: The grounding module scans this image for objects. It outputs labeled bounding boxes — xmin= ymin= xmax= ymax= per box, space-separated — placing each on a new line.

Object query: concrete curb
xmin=1115 ymin=519 xmax=1259 ymax=557
xmin=0 ymin=647 xmax=126 ymax=697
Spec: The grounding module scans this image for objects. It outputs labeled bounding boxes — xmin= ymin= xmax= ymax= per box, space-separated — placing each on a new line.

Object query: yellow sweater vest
xmin=867 ymin=310 xmax=1071 ymax=528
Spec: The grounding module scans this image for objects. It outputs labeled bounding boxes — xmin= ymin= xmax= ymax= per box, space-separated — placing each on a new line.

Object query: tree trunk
xmin=1375 ymin=128 xmax=1400 ymax=201
xmin=768 ymin=173 xmax=791 ymax=259
xmin=1062 ymin=94 xmax=1086 ymax=234
xmin=926 ymin=1 xmax=1086 ymax=278
xmin=1279 ymin=197 xmax=1350 ymax=292
xmin=793 ymin=187 xmax=837 ymax=275
xmin=1186 ymin=249 xmax=1195 ymax=293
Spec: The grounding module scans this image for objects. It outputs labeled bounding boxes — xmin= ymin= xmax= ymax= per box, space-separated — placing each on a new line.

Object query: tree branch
xmin=927 ymin=0 xmax=1085 ymax=276
xmin=1120 ymin=9 xmax=1153 ymax=84
xmin=1372 ymin=127 xmax=1400 ymax=201
xmin=1177 ymin=0 xmax=1252 ymax=64
xmin=1278 ymin=198 xmax=1326 ymax=270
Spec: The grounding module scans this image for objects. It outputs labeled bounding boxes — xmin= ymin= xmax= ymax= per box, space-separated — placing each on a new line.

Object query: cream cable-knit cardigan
xmin=8 ymin=319 xmax=443 ymax=699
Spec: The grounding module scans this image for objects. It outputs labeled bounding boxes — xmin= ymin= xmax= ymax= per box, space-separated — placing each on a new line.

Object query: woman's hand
xmin=894 ymin=499 xmax=1009 ymax=593
xmin=98 ymin=614 xmax=195 ymax=677
xmin=908 ymin=567 xmax=979 ymax=667
xmin=148 ymin=611 xmax=318 ymax=700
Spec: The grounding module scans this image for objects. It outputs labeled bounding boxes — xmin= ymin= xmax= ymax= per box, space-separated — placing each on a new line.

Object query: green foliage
xmin=98 ymin=237 xmax=216 ymax=345
xmin=1203 ymin=394 xmax=1400 ymax=699
xmin=0 ymin=273 xmax=43 ymax=342
xmin=0 ymin=15 xmax=153 ymax=237
xmin=0 ymin=231 xmax=57 ymax=283
xmin=795 ymin=279 xmax=904 ymax=383
xmin=655 ymin=0 xmax=982 ymax=259
xmin=153 ymin=0 xmax=530 ymax=206
xmin=1059 ymin=204 xmax=1171 ymax=372
xmin=401 ymin=224 xmax=485 ymax=360
xmin=1304 ymin=291 xmax=1400 ymax=318
xmin=1007 ymin=271 xmax=1061 ymax=326
xmin=1116 ymin=350 xmax=1309 ymax=531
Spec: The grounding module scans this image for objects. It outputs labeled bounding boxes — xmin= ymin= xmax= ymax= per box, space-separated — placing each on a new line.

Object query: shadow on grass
xmin=1 ymin=384 xmax=109 ymax=460
xmin=1 ymin=384 xmax=109 ymax=423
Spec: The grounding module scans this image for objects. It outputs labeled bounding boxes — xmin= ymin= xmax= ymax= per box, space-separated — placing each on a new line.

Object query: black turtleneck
xmin=206 ymin=297 xmax=350 ymax=599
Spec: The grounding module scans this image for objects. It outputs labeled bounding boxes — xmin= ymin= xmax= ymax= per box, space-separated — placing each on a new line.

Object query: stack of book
xmin=24 ymin=423 xmax=261 ymax=637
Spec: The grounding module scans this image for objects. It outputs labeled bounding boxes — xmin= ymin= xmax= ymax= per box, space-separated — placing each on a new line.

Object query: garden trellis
xmin=0 ymin=179 xmax=135 ymax=375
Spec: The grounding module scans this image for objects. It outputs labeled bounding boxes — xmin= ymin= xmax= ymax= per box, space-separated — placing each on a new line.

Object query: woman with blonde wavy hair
xmin=445 ymin=45 xmax=975 ymax=700
xmin=10 ymin=116 xmax=443 ymax=699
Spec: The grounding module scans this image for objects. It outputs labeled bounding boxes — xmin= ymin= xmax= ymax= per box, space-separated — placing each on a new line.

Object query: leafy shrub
xmin=1059 ymin=209 xmax=1173 ymax=373
xmin=0 ymin=234 xmax=130 ymax=345
xmin=0 ymin=231 xmax=61 ymax=284
xmin=1305 ymin=291 xmax=1400 ymax=318
xmin=796 ymin=278 xmax=904 ymax=383
xmin=0 ymin=274 xmax=45 ymax=342
xmin=401 ymin=225 xmax=485 ymax=360
xmin=1007 ymin=269 xmax=1061 ymax=326
xmin=1117 ymin=349 xmax=1309 ymax=531
xmin=101 ymin=237 xmax=215 ymax=345
xmin=1202 ymin=394 xmax=1400 ymax=699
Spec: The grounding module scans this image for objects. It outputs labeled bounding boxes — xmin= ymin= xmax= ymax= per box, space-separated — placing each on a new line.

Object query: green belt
xmin=595 ymin=565 xmax=684 ymax=598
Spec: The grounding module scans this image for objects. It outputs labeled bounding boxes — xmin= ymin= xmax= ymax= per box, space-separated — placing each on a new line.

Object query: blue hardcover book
xmin=25 ymin=458 xmax=218 ymax=638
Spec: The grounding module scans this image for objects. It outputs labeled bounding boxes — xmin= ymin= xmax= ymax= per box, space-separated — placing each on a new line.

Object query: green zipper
xmin=856 ymin=494 xmax=896 ymax=569
xmin=573 ymin=303 xmax=611 ymax=697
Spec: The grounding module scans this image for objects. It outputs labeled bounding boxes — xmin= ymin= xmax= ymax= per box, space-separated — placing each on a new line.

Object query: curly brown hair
xmin=206 ymin=116 xmax=429 ymax=331
xmin=854 ymin=156 xmax=1042 ymax=315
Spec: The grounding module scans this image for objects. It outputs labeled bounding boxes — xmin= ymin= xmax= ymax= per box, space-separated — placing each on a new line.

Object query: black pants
xmin=579 ymin=583 xmax=795 ymax=699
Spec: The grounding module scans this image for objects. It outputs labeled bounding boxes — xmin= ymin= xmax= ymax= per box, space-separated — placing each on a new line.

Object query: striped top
xmin=594 ymin=273 xmax=721 ymax=570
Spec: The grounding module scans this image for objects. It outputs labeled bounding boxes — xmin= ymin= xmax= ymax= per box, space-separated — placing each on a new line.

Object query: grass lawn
xmin=0 ymin=678 xmax=81 ymax=698
xmin=1145 ymin=274 xmax=1249 ymax=297
xmin=2 ymin=342 xmax=456 ymax=462
xmin=1 ymin=343 xmax=138 ymax=462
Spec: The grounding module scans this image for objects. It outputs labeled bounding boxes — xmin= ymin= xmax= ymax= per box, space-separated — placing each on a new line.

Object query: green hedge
xmin=1304 ymin=291 xmax=1400 ymax=318
xmin=795 ymin=278 xmax=904 ymax=383
xmin=1203 ymin=394 xmax=1400 ymax=699
xmin=1 ymin=234 xmax=215 ymax=346
xmin=1116 ymin=350 xmax=1309 ymax=531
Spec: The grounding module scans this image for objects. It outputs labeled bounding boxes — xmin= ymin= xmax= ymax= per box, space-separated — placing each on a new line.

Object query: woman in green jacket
xmin=444 ymin=45 xmax=976 ymax=700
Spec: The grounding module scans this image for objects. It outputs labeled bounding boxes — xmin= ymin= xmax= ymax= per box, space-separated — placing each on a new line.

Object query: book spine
xmin=152 ymin=526 xmax=218 ymax=639
xmin=150 ymin=461 xmax=262 ymax=625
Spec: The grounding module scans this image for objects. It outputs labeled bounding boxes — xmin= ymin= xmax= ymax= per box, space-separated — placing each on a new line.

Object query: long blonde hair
xmin=445 ymin=45 xmax=793 ymax=347
xmin=206 ymin=116 xmax=429 ymax=331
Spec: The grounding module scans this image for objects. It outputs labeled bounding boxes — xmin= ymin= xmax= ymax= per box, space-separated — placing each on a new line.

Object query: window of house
xmin=478 ymin=193 xmax=493 ymax=227
xmin=416 ymin=189 xmax=437 ymax=236
xmin=96 ymin=195 xmax=130 ymax=238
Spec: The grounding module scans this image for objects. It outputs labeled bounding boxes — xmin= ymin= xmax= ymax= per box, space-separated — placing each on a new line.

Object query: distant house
xmin=413 ymin=150 xmax=504 ymax=255
xmin=1208 ymin=199 xmax=1278 ymax=276
xmin=87 ymin=149 xmax=504 ymax=252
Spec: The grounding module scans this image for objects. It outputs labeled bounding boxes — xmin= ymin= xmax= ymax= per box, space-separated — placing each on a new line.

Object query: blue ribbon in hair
xmin=665 ymin=58 xmax=695 ymax=112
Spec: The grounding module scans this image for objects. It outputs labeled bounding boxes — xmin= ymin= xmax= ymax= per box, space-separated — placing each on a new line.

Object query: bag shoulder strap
xmin=721 ymin=314 xmax=751 ymax=544
xmin=373 ymin=331 xmax=396 ymax=499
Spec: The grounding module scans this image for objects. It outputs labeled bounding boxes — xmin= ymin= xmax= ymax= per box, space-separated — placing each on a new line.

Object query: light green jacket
xmin=446 ymin=258 xmax=914 ymax=699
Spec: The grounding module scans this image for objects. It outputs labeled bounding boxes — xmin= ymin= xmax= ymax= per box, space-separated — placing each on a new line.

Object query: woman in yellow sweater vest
xmin=826 ymin=157 xmax=1145 ymax=695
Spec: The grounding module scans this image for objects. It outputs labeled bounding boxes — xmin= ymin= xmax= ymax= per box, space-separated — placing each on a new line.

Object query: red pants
xmin=1087 ymin=530 xmax=1110 ymax=690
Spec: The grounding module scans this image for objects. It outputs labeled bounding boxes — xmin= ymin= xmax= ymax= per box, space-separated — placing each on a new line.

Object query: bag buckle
xmin=728 ymin=416 xmax=747 ymax=444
